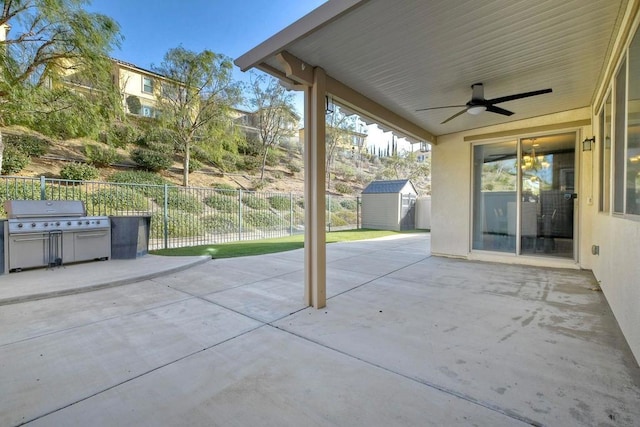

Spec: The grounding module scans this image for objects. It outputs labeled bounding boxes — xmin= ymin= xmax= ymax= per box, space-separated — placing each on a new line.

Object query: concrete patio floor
xmin=0 ymin=233 xmax=639 ymax=426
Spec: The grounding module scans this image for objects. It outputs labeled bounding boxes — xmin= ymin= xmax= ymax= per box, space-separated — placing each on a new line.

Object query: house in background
xmin=111 ymin=59 xmax=167 ymax=118
xmin=361 ymin=179 xmax=417 ymax=231
xmin=236 ymin=0 xmax=640 ymax=363
xmin=235 ymin=106 xmax=300 ymax=148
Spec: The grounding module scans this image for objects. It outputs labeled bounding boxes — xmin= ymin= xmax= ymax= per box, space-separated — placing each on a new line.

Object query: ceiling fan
xmin=416 ymin=83 xmax=552 ymax=124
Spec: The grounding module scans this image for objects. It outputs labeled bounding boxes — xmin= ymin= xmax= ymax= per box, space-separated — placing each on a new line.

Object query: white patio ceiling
xmin=236 ymin=0 xmax=629 ymax=141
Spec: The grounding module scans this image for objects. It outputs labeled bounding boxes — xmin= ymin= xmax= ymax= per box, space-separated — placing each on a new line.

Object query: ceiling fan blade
xmin=416 ymin=105 xmax=466 ymax=112
xmin=441 ymin=108 xmax=468 ymax=124
xmin=487 ymin=88 xmax=552 ymax=105
xmin=486 ymin=105 xmax=514 ymax=116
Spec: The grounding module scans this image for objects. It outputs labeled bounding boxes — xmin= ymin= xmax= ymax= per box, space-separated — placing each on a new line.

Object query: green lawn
xmin=150 ymin=229 xmax=427 ymax=258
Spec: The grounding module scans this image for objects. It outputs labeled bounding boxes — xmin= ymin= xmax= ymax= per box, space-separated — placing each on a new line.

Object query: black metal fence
xmin=0 ymin=176 xmax=361 ymax=250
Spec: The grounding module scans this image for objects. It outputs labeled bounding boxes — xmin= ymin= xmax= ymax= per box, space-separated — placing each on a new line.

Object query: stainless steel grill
xmin=4 ymin=200 xmax=111 ymax=271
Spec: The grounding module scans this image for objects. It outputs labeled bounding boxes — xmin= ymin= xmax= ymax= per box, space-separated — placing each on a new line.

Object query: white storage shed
xmin=361 ymin=179 xmax=418 ymax=231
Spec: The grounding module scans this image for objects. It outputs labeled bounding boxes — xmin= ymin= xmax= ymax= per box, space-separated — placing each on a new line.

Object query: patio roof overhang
xmin=236 ymin=0 xmax=629 ymax=139
xmin=235 ymin=0 xmax=631 ymax=308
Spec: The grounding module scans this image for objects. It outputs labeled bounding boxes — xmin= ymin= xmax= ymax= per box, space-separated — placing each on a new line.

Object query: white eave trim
xmin=234 ymin=0 xmax=369 ymax=72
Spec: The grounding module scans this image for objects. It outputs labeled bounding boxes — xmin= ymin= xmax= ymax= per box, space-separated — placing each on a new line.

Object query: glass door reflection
xmin=519 ymin=134 xmax=575 ymax=258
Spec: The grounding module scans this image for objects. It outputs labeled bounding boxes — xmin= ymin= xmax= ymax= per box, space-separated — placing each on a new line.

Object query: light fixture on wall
xmin=582 ymin=137 xmax=595 ymax=151
xmin=325 ymin=95 xmax=334 ymax=114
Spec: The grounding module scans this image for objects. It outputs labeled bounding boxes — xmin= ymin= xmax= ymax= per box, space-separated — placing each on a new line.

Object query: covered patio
xmin=1 ymin=233 xmax=639 ymax=426
xmin=235 ymin=0 xmax=640 ymax=365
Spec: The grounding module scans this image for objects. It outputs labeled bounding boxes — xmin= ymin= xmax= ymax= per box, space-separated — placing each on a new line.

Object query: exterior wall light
xmin=582 ymin=137 xmax=595 ymax=151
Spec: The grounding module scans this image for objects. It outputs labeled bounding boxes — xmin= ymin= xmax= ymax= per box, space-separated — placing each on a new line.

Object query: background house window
xmin=627 ymin=28 xmax=640 ymax=215
xmin=142 ymin=76 xmax=154 ymax=94
xmin=142 ymin=106 xmax=156 ymax=118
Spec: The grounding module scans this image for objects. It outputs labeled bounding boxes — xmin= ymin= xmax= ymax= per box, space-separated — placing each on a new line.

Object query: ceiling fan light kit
xmin=467 ymin=105 xmax=486 ymax=115
xmin=417 ymin=83 xmax=553 ymax=124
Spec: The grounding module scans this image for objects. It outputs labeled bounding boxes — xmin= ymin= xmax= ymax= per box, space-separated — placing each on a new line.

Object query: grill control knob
xmin=96 ymin=220 xmax=100 ymax=225
xmin=67 ymin=221 xmax=72 ymax=226
xmin=77 ymin=221 xmax=82 ymax=225
xmin=31 ymin=223 xmax=36 ymax=228
xmin=43 ymin=222 xmax=48 ymax=227
xmin=85 ymin=220 xmax=90 ymax=225
xmin=17 ymin=223 xmax=23 ymax=228
xmin=56 ymin=221 xmax=61 ymax=226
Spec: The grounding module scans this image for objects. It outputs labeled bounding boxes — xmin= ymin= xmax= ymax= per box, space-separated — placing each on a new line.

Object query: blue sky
xmin=87 ymin=1 xmax=326 ymax=85
xmin=85 ymin=0 xmax=408 ymax=151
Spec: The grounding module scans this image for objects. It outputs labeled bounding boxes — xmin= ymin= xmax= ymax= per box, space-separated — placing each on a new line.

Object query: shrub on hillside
xmin=187 ymin=158 xmax=202 ymax=173
xmin=88 ymin=188 xmax=149 ymax=213
xmin=203 ymin=193 xmax=237 ymax=212
xmin=103 ymin=123 xmax=140 ymax=149
xmin=339 ymin=198 xmax=358 ymax=210
xmin=330 ymin=210 xmax=357 ymax=227
xmin=131 ymin=148 xmax=172 ymax=172
xmin=59 ymin=163 xmax=99 ymax=181
xmin=1 ymin=146 xmax=30 ymax=174
xmin=166 ymin=190 xmax=203 ymax=213
xmin=237 ymin=155 xmax=261 ymax=171
xmin=265 ymin=149 xmax=282 ymax=167
xmin=3 ymin=134 xmax=49 ymax=157
xmin=108 ymin=170 xmax=167 ymax=186
xmin=203 ymin=215 xmax=239 ymax=233
xmin=269 ymin=195 xmax=291 ymax=211
xmin=218 ymin=152 xmax=240 ymax=172
xmin=84 ymin=144 xmax=121 ymax=167
xmin=212 ymin=183 xmax=237 ymax=191
xmin=287 ymin=163 xmax=301 ymax=173
xmin=242 ymin=193 xmax=270 ymax=210
xmin=334 ymin=182 xmax=353 ymax=194
xmin=244 ymin=211 xmax=282 ymax=229
xmin=151 ymin=210 xmax=205 ymax=238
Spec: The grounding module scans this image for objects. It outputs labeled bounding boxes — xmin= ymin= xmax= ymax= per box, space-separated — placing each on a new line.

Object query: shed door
xmin=400 ymin=194 xmax=416 ymax=230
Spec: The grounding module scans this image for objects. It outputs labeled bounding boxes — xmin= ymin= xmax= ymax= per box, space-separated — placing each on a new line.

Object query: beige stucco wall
xmin=585 ymin=0 xmax=640 ymax=364
xmin=362 ymin=193 xmax=401 ymax=230
xmin=117 ymin=66 xmax=158 ymax=111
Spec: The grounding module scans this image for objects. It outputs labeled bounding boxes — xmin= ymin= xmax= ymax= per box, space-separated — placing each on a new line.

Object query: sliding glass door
xmin=472 ymin=141 xmax=518 ymax=253
xmin=472 ymin=133 xmax=576 ymax=259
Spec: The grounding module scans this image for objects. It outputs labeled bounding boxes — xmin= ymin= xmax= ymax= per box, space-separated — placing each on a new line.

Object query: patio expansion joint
xmin=270 ymin=324 xmax=542 ymax=427
xmin=0 ymin=295 xmax=195 ymax=349
xmin=17 ymin=322 xmax=270 ymax=427
xmin=327 ymin=255 xmax=433 ymax=301
xmin=157 ymin=266 xmax=306 ymax=298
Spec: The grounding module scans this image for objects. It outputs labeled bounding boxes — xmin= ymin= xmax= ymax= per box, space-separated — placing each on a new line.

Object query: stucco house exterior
xmin=109 ymin=59 xmax=166 ymax=118
xmin=361 ymin=179 xmax=417 ymax=231
xmin=236 ymin=0 xmax=640 ymax=364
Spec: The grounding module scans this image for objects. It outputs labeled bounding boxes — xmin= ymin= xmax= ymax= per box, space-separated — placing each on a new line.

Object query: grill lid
xmin=4 ymin=200 xmax=87 ymax=218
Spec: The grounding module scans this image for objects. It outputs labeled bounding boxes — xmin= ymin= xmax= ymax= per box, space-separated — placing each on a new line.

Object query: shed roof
xmin=362 ymin=179 xmax=416 ymax=194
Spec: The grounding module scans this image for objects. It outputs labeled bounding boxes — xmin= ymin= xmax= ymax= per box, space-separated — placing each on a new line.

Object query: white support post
xmin=304 ymin=67 xmax=327 ymax=308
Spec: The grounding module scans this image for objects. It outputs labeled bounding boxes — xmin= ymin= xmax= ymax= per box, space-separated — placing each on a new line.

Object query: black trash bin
xmin=110 ymin=216 xmax=151 ymax=259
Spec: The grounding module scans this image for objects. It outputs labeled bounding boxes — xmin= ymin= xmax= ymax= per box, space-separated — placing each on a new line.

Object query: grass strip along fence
xmin=0 ymin=175 xmax=361 ymax=250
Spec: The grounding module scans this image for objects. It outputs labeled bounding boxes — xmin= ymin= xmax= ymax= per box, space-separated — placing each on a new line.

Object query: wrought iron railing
xmin=0 ymin=176 xmax=361 ymax=250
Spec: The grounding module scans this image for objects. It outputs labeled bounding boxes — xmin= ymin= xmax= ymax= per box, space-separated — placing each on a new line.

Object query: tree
xmin=153 ymin=47 xmax=242 ymax=187
xmin=246 ymin=73 xmax=297 ymax=181
xmin=381 ymin=150 xmax=431 ymax=194
xmin=0 ymin=0 xmax=121 ymax=171
xmin=325 ymin=106 xmax=360 ymax=189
